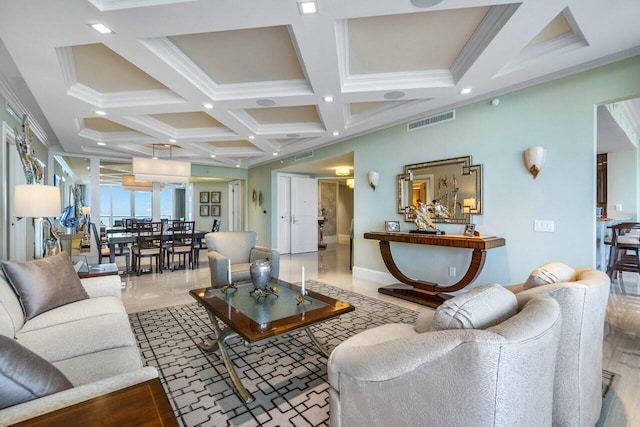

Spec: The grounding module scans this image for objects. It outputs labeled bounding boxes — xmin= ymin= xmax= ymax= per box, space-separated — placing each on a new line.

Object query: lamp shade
xmin=132 ymin=157 xmax=190 ymax=183
xmin=13 ymin=184 xmax=61 ymax=218
xmin=121 ymin=175 xmax=165 ymax=191
xmin=80 ymin=206 xmax=91 ymax=215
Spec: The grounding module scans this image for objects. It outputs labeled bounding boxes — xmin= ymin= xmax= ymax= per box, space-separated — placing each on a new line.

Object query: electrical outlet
xmin=448 ymin=266 xmax=457 ymax=277
xmin=534 ymin=220 xmax=555 ymax=232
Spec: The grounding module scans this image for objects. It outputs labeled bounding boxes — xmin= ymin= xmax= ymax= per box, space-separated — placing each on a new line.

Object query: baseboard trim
xmin=352 ymin=266 xmax=396 ymax=286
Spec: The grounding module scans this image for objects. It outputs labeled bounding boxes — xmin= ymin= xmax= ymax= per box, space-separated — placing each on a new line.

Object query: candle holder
xmin=250 ymin=285 xmax=279 ymax=300
xmin=296 ymin=293 xmax=311 ymax=305
xmin=220 ymin=282 xmax=237 ymax=293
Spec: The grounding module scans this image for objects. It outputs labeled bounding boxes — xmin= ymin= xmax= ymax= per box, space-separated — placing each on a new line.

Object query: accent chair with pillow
xmin=506 ymin=262 xmax=611 ymax=427
xmin=205 ymin=231 xmax=280 ymax=287
xmin=0 ymin=252 xmax=158 ymax=424
xmin=328 ymin=284 xmax=563 ymax=427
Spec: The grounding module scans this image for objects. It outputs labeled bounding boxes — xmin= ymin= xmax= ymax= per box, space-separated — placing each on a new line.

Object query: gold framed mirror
xmin=397 ymin=156 xmax=482 ymax=224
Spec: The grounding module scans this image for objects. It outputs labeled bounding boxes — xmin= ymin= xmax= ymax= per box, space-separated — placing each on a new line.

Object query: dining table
xmin=106 ymin=230 xmax=209 ymax=264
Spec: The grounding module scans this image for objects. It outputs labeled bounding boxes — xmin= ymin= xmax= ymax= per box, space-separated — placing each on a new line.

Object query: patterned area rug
xmin=129 ymin=281 xmax=418 ymax=427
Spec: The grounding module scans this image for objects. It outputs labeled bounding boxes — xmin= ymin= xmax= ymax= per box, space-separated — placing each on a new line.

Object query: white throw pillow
xmin=429 ymin=283 xmax=517 ymax=331
xmin=524 ymin=262 xmax=576 ymax=289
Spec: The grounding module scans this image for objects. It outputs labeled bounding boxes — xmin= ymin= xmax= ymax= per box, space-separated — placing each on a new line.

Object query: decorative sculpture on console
xmin=405 ymin=200 xmax=439 ymax=232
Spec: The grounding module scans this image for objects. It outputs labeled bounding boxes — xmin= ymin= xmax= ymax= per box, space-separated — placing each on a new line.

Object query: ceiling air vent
xmin=295 ymin=151 xmax=313 ymax=161
xmin=407 ymin=110 xmax=455 ymax=132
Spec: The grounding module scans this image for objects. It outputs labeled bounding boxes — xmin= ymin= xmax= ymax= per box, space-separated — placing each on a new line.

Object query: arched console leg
xmin=377 ymin=241 xmax=488 ymax=308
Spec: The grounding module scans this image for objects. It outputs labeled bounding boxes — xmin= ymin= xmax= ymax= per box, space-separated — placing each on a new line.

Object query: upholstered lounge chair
xmin=204 ymin=231 xmax=280 ymax=287
xmin=506 ymin=262 xmax=611 ymax=427
xmin=328 ymin=284 xmax=562 ymax=427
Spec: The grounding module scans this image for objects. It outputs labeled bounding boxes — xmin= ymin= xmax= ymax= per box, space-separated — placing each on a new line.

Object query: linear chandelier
xmin=122 ymin=175 xmax=165 ymax=191
xmin=132 ymin=144 xmax=190 ymax=183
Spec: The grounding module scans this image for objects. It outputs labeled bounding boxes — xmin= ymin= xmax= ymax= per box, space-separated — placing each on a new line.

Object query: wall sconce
xmin=368 ymin=171 xmax=379 ymax=190
xmin=346 ymin=178 xmax=354 ymax=189
xmin=523 ymin=147 xmax=546 ymax=179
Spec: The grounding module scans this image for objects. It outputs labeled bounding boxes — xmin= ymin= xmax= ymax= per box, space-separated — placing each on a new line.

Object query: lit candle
xmin=227 ymin=258 xmax=232 ymax=284
xmin=301 ymin=265 xmax=305 ymax=295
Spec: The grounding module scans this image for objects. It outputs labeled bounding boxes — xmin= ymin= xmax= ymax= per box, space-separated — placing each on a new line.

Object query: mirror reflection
xmin=397 ymin=156 xmax=482 ymax=225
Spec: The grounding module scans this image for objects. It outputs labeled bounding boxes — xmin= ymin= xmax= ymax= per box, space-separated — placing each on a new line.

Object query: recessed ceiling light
xmin=460 ymin=87 xmax=472 ymax=95
xmin=248 ymin=135 xmax=255 ymax=140
xmin=99 ymin=165 xmax=104 ymax=168
xmin=332 ymin=131 xmax=339 ymax=136
xmin=164 ymin=144 xmax=171 ymax=147
xmin=324 ymin=95 xmax=334 ymax=102
xmin=298 ymin=1 xmax=318 ymax=15
xmin=411 ymin=0 xmax=444 ymax=8
xmin=203 ymin=103 xmax=214 ymax=109
xmin=273 ymin=152 xmax=278 ymax=156
xmin=384 ymin=91 xmax=405 ymax=100
xmin=89 ymin=23 xmax=114 ymax=34
xmin=210 ymin=154 xmax=216 ymax=158
xmin=256 ymin=99 xmax=276 ymax=107
xmin=236 ymin=164 xmax=240 ymax=168
xmin=95 ymin=110 xmax=107 ymax=116
xmin=169 ymin=139 xmax=176 ymax=143
xmin=97 ymin=142 xmax=106 ymax=146
xmin=152 ymin=156 xmax=158 ymax=160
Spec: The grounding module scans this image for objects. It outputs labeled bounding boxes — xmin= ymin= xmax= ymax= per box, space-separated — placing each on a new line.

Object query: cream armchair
xmin=328 ymin=284 xmax=562 ymax=427
xmin=506 ymin=263 xmax=611 ymax=427
xmin=204 ymin=231 xmax=280 ymax=287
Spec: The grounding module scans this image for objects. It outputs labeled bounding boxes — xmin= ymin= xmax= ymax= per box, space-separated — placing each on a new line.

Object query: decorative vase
xmin=250 ymin=258 xmax=272 ymax=290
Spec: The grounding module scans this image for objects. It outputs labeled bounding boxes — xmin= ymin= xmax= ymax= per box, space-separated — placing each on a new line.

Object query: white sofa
xmin=0 ymin=272 xmax=158 ymax=425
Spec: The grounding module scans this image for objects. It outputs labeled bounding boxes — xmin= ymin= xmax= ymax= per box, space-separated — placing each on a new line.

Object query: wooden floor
xmin=116 ymin=243 xmax=638 ymax=427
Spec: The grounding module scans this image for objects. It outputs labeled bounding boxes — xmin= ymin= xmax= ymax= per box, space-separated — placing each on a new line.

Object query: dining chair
xmin=166 ymin=220 xmax=196 ymax=270
xmin=606 ymin=222 xmax=640 ymax=294
xmin=90 ymin=222 xmax=129 ymax=272
xmin=194 ymin=219 xmax=221 ymax=267
xmin=131 ymin=221 xmax=164 ymax=275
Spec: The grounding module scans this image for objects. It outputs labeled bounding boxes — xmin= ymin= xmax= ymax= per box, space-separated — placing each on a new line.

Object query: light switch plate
xmin=534 ymin=220 xmax=555 ymax=232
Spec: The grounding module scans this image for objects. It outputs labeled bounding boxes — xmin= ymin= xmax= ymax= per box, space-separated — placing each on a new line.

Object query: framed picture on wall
xmin=200 ymin=205 xmax=210 ymax=217
xmin=199 ymin=192 xmax=209 ymax=203
xmin=211 ymin=205 xmax=221 ymax=217
xmin=211 ymin=191 xmax=221 ymax=203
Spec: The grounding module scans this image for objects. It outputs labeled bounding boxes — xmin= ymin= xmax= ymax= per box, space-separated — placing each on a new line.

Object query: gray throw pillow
xmin=430 ymin=283 xmax=518 ymax=331
xmin=0 ymin=335 xmax=72 ymax=409
xmin=0 ymin=252 xmax=89 ymax=320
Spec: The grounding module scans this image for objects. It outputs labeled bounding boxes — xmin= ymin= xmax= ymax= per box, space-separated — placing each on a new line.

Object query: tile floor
xmin=117 ymin=243 xmax=639 ymax=426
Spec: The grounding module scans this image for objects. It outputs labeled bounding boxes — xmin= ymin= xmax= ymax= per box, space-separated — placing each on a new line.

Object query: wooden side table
xmin=77 ymin=262 xmax=119 ymax=278
xmin=14 ymin=378 xmax=178 ymax=426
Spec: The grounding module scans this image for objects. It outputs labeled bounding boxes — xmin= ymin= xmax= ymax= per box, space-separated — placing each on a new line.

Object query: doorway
xmin=228 ymin=180 xmax=241 ymax=231
xmin=277 ymin=173 xmax=318 ymax=254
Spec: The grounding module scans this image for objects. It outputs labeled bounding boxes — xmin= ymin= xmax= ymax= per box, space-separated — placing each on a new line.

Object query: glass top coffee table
xmin=190 ymin=278 xmax=354 ymax=403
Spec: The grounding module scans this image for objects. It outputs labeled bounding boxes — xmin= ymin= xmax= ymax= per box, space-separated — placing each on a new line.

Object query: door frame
xmin=228 ymin=180 xmax=242 ymax=231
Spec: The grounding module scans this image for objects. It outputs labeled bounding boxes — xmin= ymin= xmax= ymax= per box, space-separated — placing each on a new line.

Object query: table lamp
xmin=13 ymin=184 xmax=62 ymax=257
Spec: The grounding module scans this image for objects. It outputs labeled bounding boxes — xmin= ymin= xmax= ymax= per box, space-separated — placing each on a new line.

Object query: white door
xmin=228 ymin=181 xmax=241 ymax=231
xmin=291 ymin=176 xmax=318 ymax=254
xmin=277 ymin=175 xmax=291 ymax=254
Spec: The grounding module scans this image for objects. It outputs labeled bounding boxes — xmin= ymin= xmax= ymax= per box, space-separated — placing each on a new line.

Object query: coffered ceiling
xmin=0 ymin=0 xmax=639 ymax=169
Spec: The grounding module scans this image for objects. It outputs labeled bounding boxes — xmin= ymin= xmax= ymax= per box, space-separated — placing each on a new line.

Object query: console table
xmin=364 ymin=231 xmax=505 ymax=308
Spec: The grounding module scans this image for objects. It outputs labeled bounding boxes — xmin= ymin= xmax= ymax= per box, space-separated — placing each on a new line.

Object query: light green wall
xmin=607 ymin=149 xmax=639 ymax=220
xmin=249 ymin=55 xmax=640 ymax=285
xmin=193 ymin=182 xmax=228 ymax=231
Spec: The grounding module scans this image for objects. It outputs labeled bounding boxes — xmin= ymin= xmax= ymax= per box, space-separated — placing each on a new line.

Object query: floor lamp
xmin=13 ymin=184 xmax=61 ymax=258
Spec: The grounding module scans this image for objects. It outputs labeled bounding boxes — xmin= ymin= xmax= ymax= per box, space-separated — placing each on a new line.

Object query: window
xmin=160 ymin=188 xmax=173 ymax=219
xmin=134 ymin=191 xmax=151 ymax=219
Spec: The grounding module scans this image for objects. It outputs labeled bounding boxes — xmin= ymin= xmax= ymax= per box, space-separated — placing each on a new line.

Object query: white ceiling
xmin=1 ymin=0 xmax=640 ymax=171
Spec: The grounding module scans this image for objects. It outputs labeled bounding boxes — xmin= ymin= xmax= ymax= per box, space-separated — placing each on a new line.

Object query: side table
xmin=13 ymin=378 xmax=178 ymax=426
xmin=77 ymin=262 xmax=119 ymax=279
